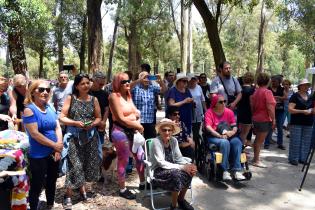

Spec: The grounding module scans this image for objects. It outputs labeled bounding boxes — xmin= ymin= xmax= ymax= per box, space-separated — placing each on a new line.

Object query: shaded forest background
xmin=0 ymin=0 xmax=314 ymax=83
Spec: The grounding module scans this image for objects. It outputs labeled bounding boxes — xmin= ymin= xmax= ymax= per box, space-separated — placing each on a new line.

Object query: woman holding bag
xmin=109 ymin=72 xmax=145 ymax=200
xmin=59 ymin=74 xmax=101 ymax=208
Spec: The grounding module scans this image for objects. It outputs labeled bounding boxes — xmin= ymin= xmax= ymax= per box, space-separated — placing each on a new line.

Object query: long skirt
xmin=289 ymin=125 xmax=312 ymax=163
xmin=153 ymin=168 xmax=192 ymax=192
xmin=65 ymin=135 xmax=100 ymax=189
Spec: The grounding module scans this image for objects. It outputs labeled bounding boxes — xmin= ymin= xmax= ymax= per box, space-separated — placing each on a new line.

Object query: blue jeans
xmin=207 ymin=136 xmax=243 ymax=171
xmin=265 ymin=111 xmax=285 ymax=146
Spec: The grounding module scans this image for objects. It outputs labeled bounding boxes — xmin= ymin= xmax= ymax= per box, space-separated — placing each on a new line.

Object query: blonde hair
xmin=24 ymin=80 xmax=51 ymax=105
xmin=13 ymin=74 xmax=27 ymax=86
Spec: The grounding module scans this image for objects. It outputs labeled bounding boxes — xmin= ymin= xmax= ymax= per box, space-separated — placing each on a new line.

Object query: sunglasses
xmin=218 ymin=100 xmax=227 ymax=104
xmin=37 ymin=87 xmax=51 ymax=93
xmin=161 ymin=128 xmax=173 ymax=133
xmin=120 ymin=79 xmax=131 ymax=85
xmin=172 ymin=112 xmax=180 ymax=116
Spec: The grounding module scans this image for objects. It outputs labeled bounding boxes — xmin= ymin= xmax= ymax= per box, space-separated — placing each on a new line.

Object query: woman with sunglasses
xmin=109 ymin=72 xmax=145 ymax=199
xmin=59 ymin=74 xmax=101 ymax=207
xmin=151 ymin=118 xmax=196 ymax=210
xmin=0 ymin=77 xmax=12 ymax=131
xmin=204 ymin=94 xmax=246 ymax=181
xmin=22 ymin=80 xmax=63 ymax=210
xmin=167 ymin=73 xmax=194 ymax=135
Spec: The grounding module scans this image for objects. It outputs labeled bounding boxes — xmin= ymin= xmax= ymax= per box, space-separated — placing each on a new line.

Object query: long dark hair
xmin=72 ymin=73 xmax=90 ymax=97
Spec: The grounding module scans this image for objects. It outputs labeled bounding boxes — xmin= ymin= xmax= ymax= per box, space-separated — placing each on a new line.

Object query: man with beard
xmin=210 ymin=61 xmax=242 ymax=111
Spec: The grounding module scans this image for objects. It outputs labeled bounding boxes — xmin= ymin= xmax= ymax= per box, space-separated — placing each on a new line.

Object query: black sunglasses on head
xmin=120 ymin=79 xmax=131 ymax=85
xmin=37 ymin=87 xmax=51 ymax=93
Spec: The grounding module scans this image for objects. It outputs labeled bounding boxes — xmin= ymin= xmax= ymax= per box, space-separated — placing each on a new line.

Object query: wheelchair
xmin=196 ymin=131 xmax=252 ymax=182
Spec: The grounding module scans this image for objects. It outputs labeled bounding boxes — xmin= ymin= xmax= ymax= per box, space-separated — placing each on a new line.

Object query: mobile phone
xmin=147 ymin=75 xmax=157 ymax=81
xmin=84 ymin=121 xmax=93 ymax=126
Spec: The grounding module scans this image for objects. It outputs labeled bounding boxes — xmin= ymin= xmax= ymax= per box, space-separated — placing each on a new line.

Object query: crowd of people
xmin=0 ymin=61 xmax=314 ymax=210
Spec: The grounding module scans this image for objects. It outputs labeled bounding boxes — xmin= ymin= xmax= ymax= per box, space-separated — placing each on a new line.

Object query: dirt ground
xmin=39 ymin=110 xmax=315 ymax=210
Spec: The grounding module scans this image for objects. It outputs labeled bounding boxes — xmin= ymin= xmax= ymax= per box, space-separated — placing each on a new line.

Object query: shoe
xmin=252 ymin=161 xmax=267 ymax=168
xmin=222 ymin=171 xmax=232 ymax=181
xmin=178 ymin=199 xmax=194 ymax=210
xmin=264 ymin=145 xmax=269 ymax=149
xmin=170 ymin=204 xmax=180 ymax=210
xmin=119 ymin=189 xmax=136 ymax=200
xmin=289 ymin=160 xmax=298 ymax=166
xmin=298 ymin=160 xmax=306 ymax=164
xmin=277 ymin=145 xmax=286 ymax=150
xmin=234 ymin=171 xmax=246 ymax=181
xmin=63 ymin=197 xmax=72 ymax=210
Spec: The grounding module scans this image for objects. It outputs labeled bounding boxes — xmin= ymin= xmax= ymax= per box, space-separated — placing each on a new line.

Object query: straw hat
xmin=174 ymin=73 xmax=188 ymax=85
xmin=155 ymin=118 xmax=181 ymax=135
xmin=297 ymin=78 xmax=311 ymax=87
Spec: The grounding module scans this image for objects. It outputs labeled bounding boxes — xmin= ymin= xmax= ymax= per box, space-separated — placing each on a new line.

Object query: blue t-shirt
xmin=167 ymin=87 xmax=193 ymax=134
xmin=23 ymin=103 xmax=58 ymax=158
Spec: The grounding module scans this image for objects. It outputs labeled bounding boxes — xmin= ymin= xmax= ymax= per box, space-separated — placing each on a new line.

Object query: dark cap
xmin=93 ymin=71 xmax=106 ymax=79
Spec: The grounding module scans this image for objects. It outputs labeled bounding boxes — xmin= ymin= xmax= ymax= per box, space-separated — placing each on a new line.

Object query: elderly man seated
xmin=151 ymin=118 xmax=196 ymax=210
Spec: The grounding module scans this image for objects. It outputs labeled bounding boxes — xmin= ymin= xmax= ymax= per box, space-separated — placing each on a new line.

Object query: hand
xmin=138 ymin=125 xmax=144 ymax=133
xmin=229 ymin=102 xmax=236 ymax=110
xmin=0 ymin=114 xmax=12 ymax=122
xmin=98 ymin=121 xmax=106 ymax=131
xmin=272 ymin=120 xmax=276 ymax=130
xmin=156 ymin=74 xmax=162 ymax=82
xmin=188 ymin=138 xmax=195 ymax=149
xmin=54 ymin=152 xmax=61 ymax=162
xmin=190 ymin=164 xmax=197 ymax=176
xmin=53 ymin=142 xmax=63 ymax=153
xmin=303 ymin=109 xmax=312 ymax=115
xmin=11 ymin=114 xmax=17 ymax=121
xmin=226 ymin=130 xmax=235 ymax=138
xmin=184 ymin=97 xmax=194 ymax=104
xmin=75 ymin=121 xmax=85 ymax=128
xmin=221 ymin=134 xmax=228 ymax=139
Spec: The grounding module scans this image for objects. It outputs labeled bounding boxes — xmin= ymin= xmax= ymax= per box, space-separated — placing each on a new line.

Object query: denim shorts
xmin=253 ymin=121 xmax=272 ymax=132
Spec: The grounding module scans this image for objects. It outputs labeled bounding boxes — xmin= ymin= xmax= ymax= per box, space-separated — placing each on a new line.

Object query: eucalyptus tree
xmin=0 ymin=0 xmax=49 ymax=76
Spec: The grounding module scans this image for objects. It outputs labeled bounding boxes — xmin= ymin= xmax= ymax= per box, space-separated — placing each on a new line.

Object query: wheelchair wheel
xmin=243 ymin=171 xmax=252 ymax=180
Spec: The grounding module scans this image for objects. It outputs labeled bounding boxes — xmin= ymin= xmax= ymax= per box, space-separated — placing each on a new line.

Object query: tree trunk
xmin=187 ymin=5 xmax=193 ymax=73
xmin=192 ymin=0 xmax=226 ymax=69
xmin=127 ymin=19 xmax=139 ymax=75
xmin=56 ymin=0 xmax=64 ymax=72
xmin=79 ymin=13 xmax=87 ymax=73
xmin=108 ymin=2 xmax=121 ymax=80
xmin=87 ymin=0 xmax=103 ymax=73
xmin=8 ymin=28 xmax=28 ymax=76
xmin=38 ymin=45 xmax=44 ymax=78
xmin=154 ymin=60 xmax=159 ymax=75
xmin=181 ymin=0 xmax=188 ymax=73
xmin=256 ymin=1 xmax=266 ymax=74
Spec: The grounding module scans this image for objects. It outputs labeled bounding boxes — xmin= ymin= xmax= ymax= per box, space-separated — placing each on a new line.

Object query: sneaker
xmin=277 ymin=145 xmax=286 ymax=150
xmin=178 ymin=199 xmax=194 ymax=210
xmin=289 ymin=160 xmax=298 ymax=165
xmin=63 ymin=197 xmax=72 ymax=210
xmin=234 ymin=171 xmax=246 ymax=181
xmin=222 ymin=171 xmax=232 ymax=181
xmin=119 ymin=189 xmax=136 ymax=200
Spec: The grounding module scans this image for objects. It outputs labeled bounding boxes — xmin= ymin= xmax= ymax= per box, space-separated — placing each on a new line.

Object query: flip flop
xmin=252 ymin=161 xmax=267 ymax=168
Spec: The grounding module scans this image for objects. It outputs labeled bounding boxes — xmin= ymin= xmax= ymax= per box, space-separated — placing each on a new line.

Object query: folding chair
xmin=143 ymin=138 xmax=194 ymax=210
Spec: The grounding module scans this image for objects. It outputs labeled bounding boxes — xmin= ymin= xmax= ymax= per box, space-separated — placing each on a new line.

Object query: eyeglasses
xmin=120 ymin=79 xmax=131 ymax=85
xmin=172 ymin=112 xmax=180 ymax=116
xmin=161 ymin=128 xmax=173 ymax=133
xmin=218 ymin=100 xmax=227 ymax=104
xmin=37 ymin=87 xmax=51 ymax=93
xmin=59 ymin=76 xmax=68 ymax=79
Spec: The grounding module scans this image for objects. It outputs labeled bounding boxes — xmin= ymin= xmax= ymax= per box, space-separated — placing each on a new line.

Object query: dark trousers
xmin=180 ymin=146 xmax=195 ymax=162
xmin=141 ymin=123 xmax=157 ymax=139
xmin=192 ymin=122 xmax=202 ymax=160
xmin=29 ymin=155 xmax=59 ymax=210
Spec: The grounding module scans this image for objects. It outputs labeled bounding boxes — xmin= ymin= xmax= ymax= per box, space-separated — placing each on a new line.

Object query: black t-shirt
xmin=0 ymin=93 xmax=10 ymax=130
xmin=289 ymin=93 xmax=313 ymax=126
xmin=269 ymin=86 xmax=284 ymax=112
xmin=237 ymin=86 xmax=255 ymax=116
xmin=89 ymin=89 xmax=109 ymax=118
xmin=200 ymin=83 xmax=211 ymax=108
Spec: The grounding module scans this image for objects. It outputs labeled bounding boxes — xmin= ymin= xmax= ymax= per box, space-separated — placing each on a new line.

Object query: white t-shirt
xmin=189 ymin=84 xmax=205 ymax=123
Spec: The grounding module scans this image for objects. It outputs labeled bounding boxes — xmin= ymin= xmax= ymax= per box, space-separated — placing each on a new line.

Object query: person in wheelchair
xmin=204 ymin=94 xmax=246 ymax=181
xmin=151 ymin=118 xmax=196 ymax=210
xmin=167 ymin=106 xmax=195 ymax=161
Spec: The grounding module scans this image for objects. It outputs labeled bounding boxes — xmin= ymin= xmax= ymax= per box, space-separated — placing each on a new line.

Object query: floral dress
xmin=65 ymin=96 xmax=100 ymax=189
xmin=153 ymin=144 xmax=192 ymax=192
